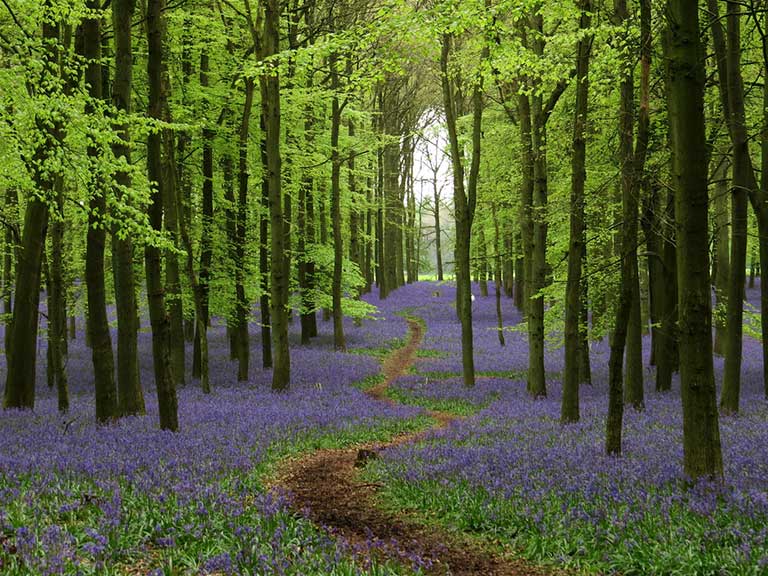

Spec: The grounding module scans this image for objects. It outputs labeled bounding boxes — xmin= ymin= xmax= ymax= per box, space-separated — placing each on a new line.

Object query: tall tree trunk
xmin=177 ymin=152 xmax=210 ymax=393
xmin=330 ymin=54 xmax=346 ymax=351
xmin=513 ymin=235 xmax=525 ymax=312
xmin=528 ymin=89 xmax=547 ymax=398
xmin=112 ymin=0 xmax=144 ymax=416
xmin=163 ymin=130 xmax=186 ymax=387
xmin=2 ymin=187 xmax=17 ymax=363
xmin=758 ymin=5 xmax=768 ymax=399
xmin=381 ymin=99 xmax=400 ymax=300
xmin=433 ymin=180 xmax=444 ymax=281
xmin=4 ymin=11 xmax=61 ymax=410
xmin=563 ymin=0 xmax=591 ymax=423
xmin=298 ymin=80 xmax=317 ymax=342
xmin=194 ymin=48 xmax=214 ymax=379
xmin=492 ymin=206 xmax=505 ymax=347
xmin=349 ymin=111 xmax=362 ymax=277
xmin=441 ymin=33 xmax=484 ymax=387
xmin=177 ymin=24 xmax=194 ymax=346
xmin=81 ymin=4 xmax=118 ymax=421
xmin=235 ymin=78 xmax=254 ymax=381
xmin=257 ymin=112 xmax=274 ymax=365
xmin=655 ymin=189 xmax=678 ymax=392
xmin=518 ymin=93 xmax=534 ymax=326
xmin=146 ymin=0 xmax=179 ymax=431
xmin=665 ymin=0 xmax=723 ymax=480
xmin=263 ymin=0 xmax=290 ymax=390
xmin=50 ymin=182 xmax=67 ymax=410
xmin=613 ymin=0 xmax=648 ymax=412
xmin=478 ymin=226 xmax=489 ymax=297
xmin=720 ymin=0 xmax=751 ymax=415
xmin=713 ymin=155 xmax=730 ymax=356
xmin=222 ymin=154 xmax=240 ymax=360
xmin=641 ymin=182 xmax=661 ymax=365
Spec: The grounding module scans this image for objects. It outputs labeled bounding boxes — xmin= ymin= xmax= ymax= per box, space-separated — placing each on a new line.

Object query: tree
xmin=563 ymin=0 xmax=592 ymax=424
xmin=440 ymin=16 xmax=487 ymax=387
xmin=112 ymin=0 xmax=145 ymax=416
xmin=82 ymin=0 xmax=118 ymax=422
xmin=4 ymin=3 xmax=62 ymax=410
xmin=262 ymin=0 xmax=290 ymax=390
xmin=665 ymin=0 xmax=723 ymax=480
xmin=146 ymin=0 xmax=179 ymax=431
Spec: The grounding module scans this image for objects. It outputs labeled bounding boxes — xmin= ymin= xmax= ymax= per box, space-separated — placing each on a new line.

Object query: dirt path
xmin=269 ymin=318 xmax=560 ymax=576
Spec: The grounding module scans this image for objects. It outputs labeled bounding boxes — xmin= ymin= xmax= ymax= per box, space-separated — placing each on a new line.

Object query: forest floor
xmin=269 ymin=317 xmax=561 ymax=576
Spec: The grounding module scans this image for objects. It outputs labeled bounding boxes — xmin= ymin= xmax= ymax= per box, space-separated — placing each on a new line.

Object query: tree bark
xmin=563 ymin=0 xmax=591 ymax=423
xmin=146 ymin=0 xmax=179 ymax=431
xmin=719 ymin=0 xmax=751 ymax=415
xmin=112 ymin=0 xmax=144 ymax=416
xmin=81 ymin=2 xmax=118 ymax=422
xmin=263 ymin=0 xmax=290 ymax=390
xmin=713 ymin=154 xmax=730 ymax=356
xmin=665 ymin=0 xmax=723 ymax=480
xmin=194 ymin=48 xmax=214 ymax=380
xmin=235 ymin=78 xmax=254 ymax=380
xmin=4 ymin=11 xmax=60 ymax=410
xmin=441 ymin=32 xmax=484 ymax=387
xmin=330 ymin=54 xmax=346 ymax=351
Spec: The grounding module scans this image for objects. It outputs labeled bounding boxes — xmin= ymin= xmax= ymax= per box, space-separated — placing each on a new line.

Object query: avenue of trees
xmin=1 ymin=0 xmax=765 ymax=481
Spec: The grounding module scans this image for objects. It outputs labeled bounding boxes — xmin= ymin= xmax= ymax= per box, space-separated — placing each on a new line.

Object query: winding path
xmin=269 ymin=317 xmax=561 ymax=575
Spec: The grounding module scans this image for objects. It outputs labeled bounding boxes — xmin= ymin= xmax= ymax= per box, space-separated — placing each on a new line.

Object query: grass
xmin=410 ymin=368 xmax=562 ymax=381
xmin=347 ymin=338 xmax=407 ymax=359
xmin=365 ymin=474 xmax=768 ymax=576
xmin=383 ymin=387 xmax=496 ymax=418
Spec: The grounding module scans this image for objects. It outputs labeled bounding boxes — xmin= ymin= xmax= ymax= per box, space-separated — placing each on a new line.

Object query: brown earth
xmin=269 ymin=318 xmax=564 ymax=575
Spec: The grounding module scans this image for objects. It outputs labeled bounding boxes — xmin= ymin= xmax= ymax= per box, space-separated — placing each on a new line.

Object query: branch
xmin=543 ymin=69 xmax=576 ymax=125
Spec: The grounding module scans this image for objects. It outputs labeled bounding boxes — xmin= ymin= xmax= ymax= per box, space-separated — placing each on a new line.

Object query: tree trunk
xmin=263 ymin=0 xmax=290 ymax=390
xmin=434 ymin=180 xmax=444 ymax=281
xmin=528 ymin=90 xmax=547 ymax=399
xmin=146 ymin=0 xmax=179 ymax=431
xmin=222 ymin=154 xmax=239 ymax=360
xmin=330 ymin=55 xmax=346 ymax=351
xmin=4 ymin=12 xmax=60 ymax=411
xmin=613 ymin=0 xmax=647 ymax=412
xmin=298 ymin=81 xmax=317 ymax=342
xmin=665 ymin=0 xmax=723 ymax=480
xmin=642 ymin=183 xmax=662 ymax=365
xmin=235 ymin=78 xmax=254 ymax=381
xmin=441 ymin=33 xmax=484 ymax=387
xmin=112 ymin=0 xmax=144 ymax=416
xmin=478 ymin=226 xmax=489 ymax=297
xmin=194 ymin=48 xmax=214 ymax=380
xmin=492 ymin=207 xmax=505 ymax=347
xmin=563 ymin=0 xmax=591 ymax=423
xmin=81 ymin=5 xmax=118 ymax=421
xmin=3 ymin=187 xmax=17 ymax=361
xmin=720 ymin=1 xmax=751 ymax=415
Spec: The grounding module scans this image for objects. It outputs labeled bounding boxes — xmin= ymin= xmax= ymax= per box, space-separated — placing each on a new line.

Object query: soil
xmin=269 ymin=318 xmax=563 ymax=575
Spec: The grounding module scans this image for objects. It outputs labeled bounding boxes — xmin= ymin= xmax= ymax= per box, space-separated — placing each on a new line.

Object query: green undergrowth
xmin=414 ymin=349 xmax=449 ymax=359
xmin=347 ymin=338 xmax=406 ymax=358
xmin=353 ymin=373 xmax=386 ymax=391
xmin=364 ymin=470 xmax=768 ymax=576
xmin=410 ymin=368 xmax=562 ymax=381
xmin=383 ymin=387 xmax=495 ymax=417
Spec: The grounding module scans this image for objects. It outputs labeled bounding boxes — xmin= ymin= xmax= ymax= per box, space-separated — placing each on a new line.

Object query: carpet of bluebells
xmin=4 ymin=281 xmax=768 ymax=575
xmin=0 ymin=296 xmax=427 ymax=575
xmin=368 ymin=281 xmax=768 ymax=575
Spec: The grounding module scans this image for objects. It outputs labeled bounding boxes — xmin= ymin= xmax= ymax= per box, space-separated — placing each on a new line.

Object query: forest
xmin=1 ymin=0 xmax=768 ymax=574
